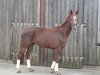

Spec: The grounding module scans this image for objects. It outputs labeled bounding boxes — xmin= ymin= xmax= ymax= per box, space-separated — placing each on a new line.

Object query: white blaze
xmin=16 ymin=59 xmax=20 ymax=69
xmin=73 ymin=16 xmax=77 ymax=24
xmin=27 ymin=59 xmax=31 ymax=68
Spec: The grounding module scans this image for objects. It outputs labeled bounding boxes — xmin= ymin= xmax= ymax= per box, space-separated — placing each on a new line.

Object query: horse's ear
xmin=76 ymin=10 xmax=78 ymax=15
xmin=69 ymin=10 xmax=73 ymax=15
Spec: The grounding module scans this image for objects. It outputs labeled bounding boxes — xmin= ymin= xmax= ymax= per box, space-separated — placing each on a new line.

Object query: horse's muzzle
xmin=72 ymin=25 xmax=77 ymax=31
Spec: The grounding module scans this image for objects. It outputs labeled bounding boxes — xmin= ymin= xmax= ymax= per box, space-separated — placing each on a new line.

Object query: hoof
xmin=51 ymin=69 xmax=55 ymax=74
xmin=51 ymin=71 xmax=55 ymax=74
xmin=56 ymin=73 xmax=61 ymax=75
xmin=55 ymin=71 xmax=62 ymax=75
xmin=28 ymin=68 xmax=34 ymax=72
xmin=17 ymin=70 xmax=21 ymax=73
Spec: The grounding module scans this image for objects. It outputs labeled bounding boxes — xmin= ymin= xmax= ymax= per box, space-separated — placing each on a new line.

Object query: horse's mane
xmin=54 ymin=21 xmax=66 ymax=28
xmin=54 ymin=17 xmax=68 ymax=29
xmin=54 ymin=24 xmax=62 ymax=28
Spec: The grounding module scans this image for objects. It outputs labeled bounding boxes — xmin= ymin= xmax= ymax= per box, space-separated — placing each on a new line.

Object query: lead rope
xmin=72 ymin=31 xmax=83 ymax=51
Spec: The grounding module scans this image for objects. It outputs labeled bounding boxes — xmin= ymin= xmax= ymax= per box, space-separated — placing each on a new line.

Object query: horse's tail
xmin=18 ymin=27 xmax=36 ymax=64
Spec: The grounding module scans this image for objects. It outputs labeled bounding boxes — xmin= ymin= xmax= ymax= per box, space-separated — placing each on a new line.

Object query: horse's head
xmin=68 ymin=10 xmax=78 ymax=31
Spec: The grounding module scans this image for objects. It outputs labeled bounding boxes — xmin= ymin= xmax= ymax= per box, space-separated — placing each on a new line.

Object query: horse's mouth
xmin=72 ymin=25 xmax=77 ymax=31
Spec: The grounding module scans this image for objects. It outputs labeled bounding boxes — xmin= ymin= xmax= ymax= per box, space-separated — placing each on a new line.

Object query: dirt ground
xmin=0 ymin=59 xmax=100 ymax=75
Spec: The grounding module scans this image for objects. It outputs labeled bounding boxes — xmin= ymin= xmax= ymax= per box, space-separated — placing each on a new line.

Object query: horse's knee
xmin=55 ymin=56 xmax=61 ymax=63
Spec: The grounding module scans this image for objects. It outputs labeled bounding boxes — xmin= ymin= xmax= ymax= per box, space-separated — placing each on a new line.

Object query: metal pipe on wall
xmin=39 ymin=0 xmax=46 ymax=65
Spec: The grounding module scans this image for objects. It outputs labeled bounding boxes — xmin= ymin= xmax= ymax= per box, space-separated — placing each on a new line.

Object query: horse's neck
xmin=59 ymin=19 xmax=72 ymax=39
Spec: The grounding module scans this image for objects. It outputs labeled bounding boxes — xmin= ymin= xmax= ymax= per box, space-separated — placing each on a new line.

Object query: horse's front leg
xmin=51 ymin=50 xmax=57 ymax=73
xmin=51 ymin=61 xmax=56 ymax=73
xmin=26 ymin=46 xmax=34 ymax=72
xmin=51 ymin=48 xmax=62 ymax=75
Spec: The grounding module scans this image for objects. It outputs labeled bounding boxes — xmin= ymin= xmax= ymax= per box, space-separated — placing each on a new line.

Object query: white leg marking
xmin=54 ymin=63 xmax=59 ymax=71
xmin=51 ymin=61 xmax=56 ymax=69
xmin=27 ymin=59 xmax=31 ymax=68
xmin=16 ymin=59 xmax=20 ymax=69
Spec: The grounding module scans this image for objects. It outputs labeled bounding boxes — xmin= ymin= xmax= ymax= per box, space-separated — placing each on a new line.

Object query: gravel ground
xmin=0 ymin=59 xmax=100 ymax=75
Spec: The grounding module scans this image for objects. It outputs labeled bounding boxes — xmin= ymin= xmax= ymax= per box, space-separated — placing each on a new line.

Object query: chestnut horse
xmin=16 ymin=10 xmax=78 ymax=75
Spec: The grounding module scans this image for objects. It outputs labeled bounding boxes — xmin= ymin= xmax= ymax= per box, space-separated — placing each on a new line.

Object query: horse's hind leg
xmin=16 ymin=48 xmax=26 ymax=73
xmin=26 ymin=45 xmax=34 ymax=72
